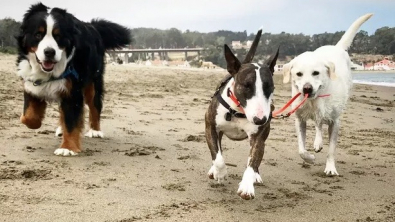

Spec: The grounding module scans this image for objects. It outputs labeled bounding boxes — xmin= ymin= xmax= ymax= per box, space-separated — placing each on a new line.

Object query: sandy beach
xmin=0 ymin=53 xmax=394 ymax=222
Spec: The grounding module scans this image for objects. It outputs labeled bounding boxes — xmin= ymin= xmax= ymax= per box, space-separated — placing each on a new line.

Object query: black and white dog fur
xmin=16 ymin=3 xmax=131 ymax=156
xmin=205 ymin=29 xmax=279 ymax=200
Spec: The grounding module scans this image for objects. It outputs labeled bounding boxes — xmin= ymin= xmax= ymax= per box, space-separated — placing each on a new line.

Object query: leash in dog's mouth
xmin=271 ymin=93 xmax=330 ymax=119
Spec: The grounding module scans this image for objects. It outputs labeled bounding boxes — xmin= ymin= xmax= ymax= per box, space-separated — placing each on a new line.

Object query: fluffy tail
xmin=336 ymin=13 xmax=373 ymax=50
xmin=91 ymin=19 xmax=132 ymax=50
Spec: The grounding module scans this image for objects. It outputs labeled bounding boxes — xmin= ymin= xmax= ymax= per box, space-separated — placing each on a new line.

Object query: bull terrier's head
xmin=224 ymin=29 xmax=279 ymax=125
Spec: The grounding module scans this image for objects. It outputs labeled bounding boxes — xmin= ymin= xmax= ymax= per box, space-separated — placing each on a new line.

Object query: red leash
xmin=272 ymin=93 xmax=330 ymax=119
xmin=227 ymin=84 xmax=330 ymax=119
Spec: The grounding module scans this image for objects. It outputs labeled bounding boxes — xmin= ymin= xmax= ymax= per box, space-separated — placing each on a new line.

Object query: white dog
xmin=282 ymin=13 xmax=373 ymax=175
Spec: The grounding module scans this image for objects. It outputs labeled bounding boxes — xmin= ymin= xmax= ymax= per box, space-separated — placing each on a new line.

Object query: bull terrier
xmin=205 ymin=28 xmax=279 ymax=200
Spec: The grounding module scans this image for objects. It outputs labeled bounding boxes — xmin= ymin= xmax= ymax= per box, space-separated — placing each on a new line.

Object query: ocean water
xmin=352 ymin=72 xmax=395 ymax=87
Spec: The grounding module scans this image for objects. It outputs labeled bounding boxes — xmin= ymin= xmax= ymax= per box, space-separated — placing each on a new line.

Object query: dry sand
xmin=0 ymin=53 xmax=394 ymax=222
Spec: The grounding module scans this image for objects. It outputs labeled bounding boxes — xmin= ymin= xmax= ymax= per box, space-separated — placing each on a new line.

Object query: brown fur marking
xmin=21 ymin=94 xmax=47 ymax=129
xmin=59 ymin=110 xmax=83 ymax=153
xmin=30 ymin=47 xmax=37 ymax=53
xmin=84 ymin=83 xmax=100 ymax=131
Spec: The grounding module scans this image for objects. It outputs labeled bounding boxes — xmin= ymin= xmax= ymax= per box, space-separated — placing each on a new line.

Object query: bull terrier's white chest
xmin=215 ymin=106 xmax=258 ymax=140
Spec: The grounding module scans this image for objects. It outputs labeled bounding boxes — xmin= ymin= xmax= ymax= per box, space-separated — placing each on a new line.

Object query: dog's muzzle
xmin=253 ymin=116 xmax=268 ymax=125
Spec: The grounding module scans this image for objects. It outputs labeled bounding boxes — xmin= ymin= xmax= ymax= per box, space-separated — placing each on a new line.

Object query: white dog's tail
xmin=336 ymin=13 xmax=373 ymax=50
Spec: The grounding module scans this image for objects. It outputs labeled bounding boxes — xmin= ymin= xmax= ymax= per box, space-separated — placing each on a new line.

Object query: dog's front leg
xmin=205 ymin=113 xmax=227 ymax=183
xmin=237 ymin=128 xmax=268 ymax=200
xmin=296 ymin=117 xmax=315 ymax=164
xmin=54 ymin=92 xmax=84 ymax=156
xmin=314 ymin=121 xmax=323 ymax=153
xmin=20 ymin=91 xmax=47 ymax=129
xmin=325 ymin=119 xmax=340 ymax=175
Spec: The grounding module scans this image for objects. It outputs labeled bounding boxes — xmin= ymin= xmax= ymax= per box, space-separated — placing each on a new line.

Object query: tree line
xmin=1 ymin=17 xmax=394 ymax=67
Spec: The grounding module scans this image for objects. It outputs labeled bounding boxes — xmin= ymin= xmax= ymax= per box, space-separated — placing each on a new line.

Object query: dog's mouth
xmin=36 ymin=55 xmax=57 ymax=72
xmin=307 ymin=93 xmax=315 ymax=98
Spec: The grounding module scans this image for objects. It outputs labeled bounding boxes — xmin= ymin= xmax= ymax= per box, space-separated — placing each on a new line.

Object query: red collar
xmin=227 ymin=88 xmax=245 ymax=113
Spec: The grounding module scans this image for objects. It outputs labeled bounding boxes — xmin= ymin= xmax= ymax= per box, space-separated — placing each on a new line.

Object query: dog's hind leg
xmin=84 ymin=81 xmax=104 ymax=138
xmin=205 ymin=114 xmax=227 ymax=183
xmin=314 ymin=121 xmax=323 ymax=153
xmin=325 ymin=119 xmax=340 ymax=175
xmin=296 ymin=117 xmax=315 ymax=164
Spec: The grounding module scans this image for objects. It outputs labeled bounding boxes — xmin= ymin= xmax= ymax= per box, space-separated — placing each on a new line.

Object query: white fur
xmin=237 ymin=166 xmax=262 ymax=199
xmin=85 ymin=129 xmax=104 ymax=138
xmin=243 ymin=63 xmax=272 ymax=123
xmin=36 ymin=15 xmax=65 ymax=73
xmin=55 ymin=126 xmax=63 ymax=137
xmin=283 ymin=13 xmax=373 ymax=175
xmin=54 ymin=148 xmax=78 ymax=156
xmin=16 ymin=15 xmax=70 ymax=101
xmin=208 ymin=152 xmax=227 ymax=183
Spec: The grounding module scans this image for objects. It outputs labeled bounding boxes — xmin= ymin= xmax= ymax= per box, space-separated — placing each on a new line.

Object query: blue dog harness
xmin=32 ymin=65 xmax=79 ymax=86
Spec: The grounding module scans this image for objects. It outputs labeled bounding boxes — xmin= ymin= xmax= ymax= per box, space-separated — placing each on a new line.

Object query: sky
xmin=1 ymin=0 xmax=394 ymax=35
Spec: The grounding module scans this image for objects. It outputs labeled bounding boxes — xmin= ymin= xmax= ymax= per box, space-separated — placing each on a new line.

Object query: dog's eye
xmin=53 ymin=34 xmax=61 ymax=41
xmin=312 ymin=71 xmax=319 ymax=76
xmin=296 ymin=72 xmax=303 ymax=77
xmin=35 ymin=33 xmax=43 ymax=39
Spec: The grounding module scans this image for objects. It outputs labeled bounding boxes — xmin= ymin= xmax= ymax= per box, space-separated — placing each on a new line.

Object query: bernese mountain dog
xmin=16 ymin=3 xmax=132 ymax=156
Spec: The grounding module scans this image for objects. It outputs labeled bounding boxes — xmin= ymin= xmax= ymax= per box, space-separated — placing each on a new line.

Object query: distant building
xmin=350 ymin=61 xmax=364 ymax=70
xmin=231 ymin=41 xmax=242 ymax=49
xmin=373 ymin=57 xmax=395 ymax=70
xmin=246 ymin=40 xmax=253 ymax=48
xmin=274 ymin=63 xmax=285 ymax=72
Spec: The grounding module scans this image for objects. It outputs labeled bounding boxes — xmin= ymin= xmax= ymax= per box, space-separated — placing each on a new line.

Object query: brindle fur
xmin=205 ymin=29 xmax=279 ymax=199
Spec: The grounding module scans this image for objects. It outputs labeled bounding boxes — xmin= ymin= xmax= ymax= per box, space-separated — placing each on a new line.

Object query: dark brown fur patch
xmin=84 ymin=83 xmax=101 ymax=131
xmin=53 ymin=28 xmax=60 ymax=35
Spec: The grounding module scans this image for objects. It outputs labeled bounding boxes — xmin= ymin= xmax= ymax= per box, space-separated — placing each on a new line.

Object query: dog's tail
xmin=336 ymin=13 xmax=373 ymax=50
xmin=91 ymin=19 xmax=132 ymax=50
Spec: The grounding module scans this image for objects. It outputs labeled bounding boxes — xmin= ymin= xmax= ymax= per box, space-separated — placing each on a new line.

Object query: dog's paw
xmin=55 ymin=126 xmax=63 ymax=137
xmin=314 ymin=137 xmax=323 ymax=153
xmin=237 ymin=167 xmax=262 ymax=200
xmin=208 ymin=164 xmax=227 ymax=183
xmin=324 ymin=159 xmax=339 ymax=176
xmin=208 ymin=152 xmax=228 ymax=183
xmin=85 ymin=129 xmax=104 ymax=138
xmin=54 ymin=148 xmax=78 ymax=156
xmin=300 ymin=151 xmax=315 ymax=164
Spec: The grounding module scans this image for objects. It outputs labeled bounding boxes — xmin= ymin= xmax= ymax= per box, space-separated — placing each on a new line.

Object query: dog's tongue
xmin=42 ymin=61 xmax=55 ymax=70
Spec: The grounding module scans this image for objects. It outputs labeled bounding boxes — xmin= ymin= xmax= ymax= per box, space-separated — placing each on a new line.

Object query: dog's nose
xmin=253 ymin=116 xmax=267 ymax=125
xmin=303 ymin=83 xmax=313 ymax=95
xmin=44 ymin=48 xmax=55 ymax=58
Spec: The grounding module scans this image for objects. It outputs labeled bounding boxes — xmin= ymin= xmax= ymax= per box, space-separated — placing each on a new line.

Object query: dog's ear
xmin=22 ymin=3 xmax=49 ymax=27
xmin=224 ymin=44 xmax=241 ymax=75
xmin=325 ymin=62 xmax=337 ymax=80
xmin=242 ymin=28 xmax=262 ymax=64
xmin=266 ymin=46 xmax=279 ymax=74
xmin=282 ymin=63 xmax=292 ymax=84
